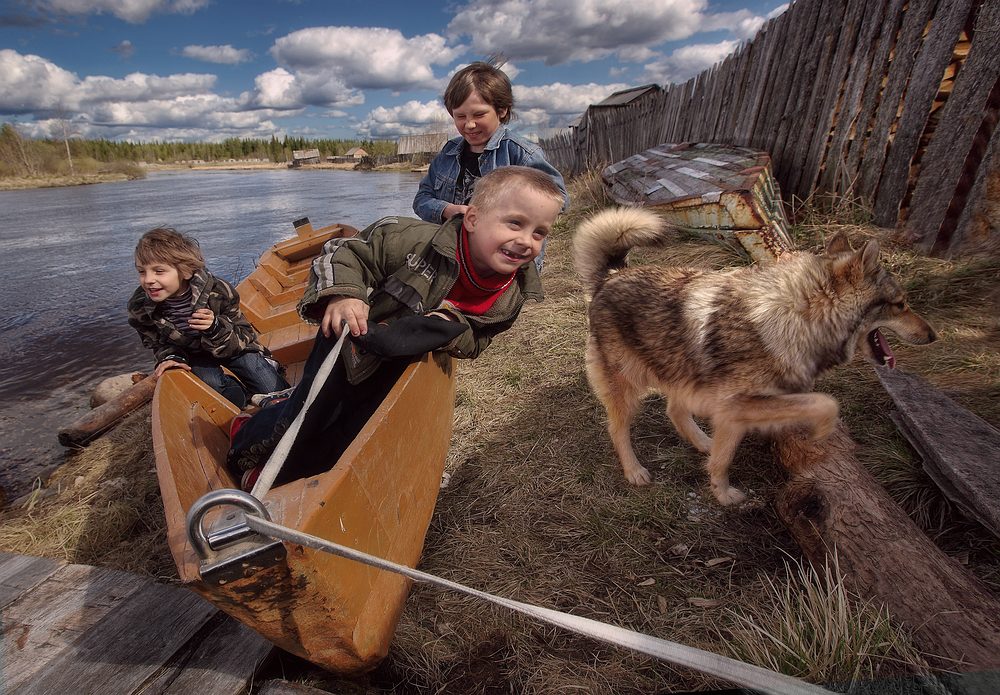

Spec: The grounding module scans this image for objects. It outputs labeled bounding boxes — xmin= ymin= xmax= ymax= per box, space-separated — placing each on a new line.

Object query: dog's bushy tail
xmin=574 ymin=207 xmax=666 ymax=296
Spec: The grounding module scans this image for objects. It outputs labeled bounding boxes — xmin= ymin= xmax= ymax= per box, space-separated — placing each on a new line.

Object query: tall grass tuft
xmin=725 ymin=552 xmax=928 ymax=687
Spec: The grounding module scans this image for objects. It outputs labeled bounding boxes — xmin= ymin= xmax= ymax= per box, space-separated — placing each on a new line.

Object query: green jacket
xmin=299 ymin=215 xmax=543 ymax=382
xmin=127 ymin=268 xmax=264 ymax=365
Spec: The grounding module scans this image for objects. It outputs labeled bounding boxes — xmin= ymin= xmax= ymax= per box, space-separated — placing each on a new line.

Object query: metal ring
xmin=186 ymin=488 xmax=271 ymax=560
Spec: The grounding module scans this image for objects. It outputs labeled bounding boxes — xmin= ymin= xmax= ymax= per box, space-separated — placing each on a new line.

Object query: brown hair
xmin=443 ymin=61 xmax=514 ymax=123
xmin=134 ymin=227 xmax=205 ymax=277
xmin=469 ymin=166 xmax=564 ymax=213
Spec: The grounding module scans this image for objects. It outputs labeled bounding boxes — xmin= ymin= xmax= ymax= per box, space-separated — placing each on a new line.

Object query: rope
xmin=250 ymin=327 xmax=348 ymax=498
xmin=244 ymin=515 xmax=833 ymax=695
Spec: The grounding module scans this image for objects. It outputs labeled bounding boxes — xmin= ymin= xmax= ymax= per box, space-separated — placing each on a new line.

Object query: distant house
xmin=592 ymin=84 xmax=662 ymax=109
xmin=290 ymin=148 xmax=321 ymax=167
xmin=345 ymin=147 xmax=369 ymax=159
xmin=397 ymin=133 xmax=450 ymax=156
xmin=571 ymin=83 xmax=664 ymax=135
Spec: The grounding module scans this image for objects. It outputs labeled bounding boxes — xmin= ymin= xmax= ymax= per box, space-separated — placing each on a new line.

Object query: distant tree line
xmin=0 ymin=122 xmax=397 ymax=179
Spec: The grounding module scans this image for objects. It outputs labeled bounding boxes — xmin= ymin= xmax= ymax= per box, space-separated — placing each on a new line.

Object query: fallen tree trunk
xmin=58 ymin=375 xmax=156 ymax=447
xmin=774 ymin=423 xmax=1000 ymax=672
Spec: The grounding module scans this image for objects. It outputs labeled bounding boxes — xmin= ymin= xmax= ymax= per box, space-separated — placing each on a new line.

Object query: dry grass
xmin=4 ymin=173 xmax=997 ymax=693
xmin=0 ymin=406 xmax=173 ymax=578
xmin=725 ymin=552 xmax=928 ymax=685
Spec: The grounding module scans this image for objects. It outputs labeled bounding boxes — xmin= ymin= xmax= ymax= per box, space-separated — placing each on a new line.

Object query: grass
xmin=1 ymin=172 xmax=997 ymax=692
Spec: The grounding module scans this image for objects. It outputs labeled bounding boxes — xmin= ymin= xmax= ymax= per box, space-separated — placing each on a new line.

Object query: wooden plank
xmin=21 ymin=582 xmax=218 ymax=694
xmin=844 ymin=0 xmax=911 ymax=199
xmin=875 ymin=366 xmax=1000 ymax=538
xmin=859 ymin=0 xmax=940 ymax=202
xmin=873 ymin=0 xmax=977 ymax=226
xmin=905 ymin=0 xmax=1000 ymax=251
xmin=0 ymin=563 xmax=146 ymax=692
xmin=744 ymin=16 xmax=789 ymax=150
xmin=153 ymin=612 xmax=274 ymax=694
xmin=767 ymin=0 xmax=828 ymax=193
xmin=817 ymin=0 xmax=893 ymax=193
xmin=792 ymin=0 xmax=867 ymax=195
xmin=0 ymin=552 xmax=62 ymax=609
xmin=950 ymin=109 xmax=1000 ymax=254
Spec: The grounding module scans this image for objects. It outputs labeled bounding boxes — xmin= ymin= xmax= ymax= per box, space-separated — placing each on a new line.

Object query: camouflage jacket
xmin=299 ymin=215 xmax=543 ymax=383
xmin=127 ymin=268 xmax=264 ymax=365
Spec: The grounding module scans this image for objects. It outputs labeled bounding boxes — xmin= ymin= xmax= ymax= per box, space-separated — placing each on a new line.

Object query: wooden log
xmin=774 ymin=423 xmax=1000 ymax=671
xmin=57 ymin=375 xmax=156 ymax=447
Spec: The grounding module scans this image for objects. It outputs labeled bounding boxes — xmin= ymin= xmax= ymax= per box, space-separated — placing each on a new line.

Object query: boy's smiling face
xmin=136 ymin=261 xmax=190 ymax=302
xmin=464 ymin=184 xmax=561 ymax=277
xmin=451 ymin=89 xmax=506 ymax=154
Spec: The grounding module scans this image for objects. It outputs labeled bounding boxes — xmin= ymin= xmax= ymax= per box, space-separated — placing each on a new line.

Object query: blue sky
xmin=1 ymin=0 xmax=787 ymax=143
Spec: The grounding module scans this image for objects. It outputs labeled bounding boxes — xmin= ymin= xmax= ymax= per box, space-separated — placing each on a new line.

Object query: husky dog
xmin=575 ymin=207 xmax=937 ymax=505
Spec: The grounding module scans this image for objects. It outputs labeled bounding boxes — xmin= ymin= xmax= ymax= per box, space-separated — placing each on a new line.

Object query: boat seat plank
xmin=258 ymin=322 xmax=316 ymax=366
xmin=20 ymin=581 xmax=218 ymax=694
xmin=0 ymin=551 xmax=62 ymax=609
xmin=0 ymin=563 xmax=146 ymax=691
xmin=258 ymin=251 xmax=313 ymax=289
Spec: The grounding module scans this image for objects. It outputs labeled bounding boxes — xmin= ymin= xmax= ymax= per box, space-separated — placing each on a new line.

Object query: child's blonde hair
xmin=134 ymin=227 xmax=205 ymax=277
xmin=470 ymin=166 xmax=564 ymax=212
xmin=443 ymin=60 xmax=514 ymax=123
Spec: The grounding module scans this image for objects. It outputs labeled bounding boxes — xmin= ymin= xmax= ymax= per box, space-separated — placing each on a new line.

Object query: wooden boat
xmin=601 ymin=142 xmax=794 ymax=263
xmin=151 ymin=217 xmax=457 ymax=673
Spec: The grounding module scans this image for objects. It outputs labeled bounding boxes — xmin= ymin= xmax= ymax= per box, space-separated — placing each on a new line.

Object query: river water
xmin=0 ymin=168 xmax=423 ymax=498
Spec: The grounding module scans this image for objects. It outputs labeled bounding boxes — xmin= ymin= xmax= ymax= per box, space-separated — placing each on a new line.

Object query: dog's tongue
xmin=875 ymin=329 xmax=896 ymax=369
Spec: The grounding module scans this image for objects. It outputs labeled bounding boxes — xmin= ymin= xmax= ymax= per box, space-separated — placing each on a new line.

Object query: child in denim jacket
xmin=413 ymin=60 xmax=567 ymax=271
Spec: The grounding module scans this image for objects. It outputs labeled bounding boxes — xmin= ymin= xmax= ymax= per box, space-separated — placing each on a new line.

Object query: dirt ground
xmin=1 ymin=173 xmax=997 ymax=693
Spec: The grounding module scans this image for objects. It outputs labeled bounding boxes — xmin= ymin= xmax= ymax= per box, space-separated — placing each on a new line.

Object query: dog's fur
xmin=576 ymin=207 xmax=937 ymax=505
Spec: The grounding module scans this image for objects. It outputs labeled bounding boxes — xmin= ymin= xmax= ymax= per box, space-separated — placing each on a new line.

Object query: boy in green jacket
xmin=229 ymin=165 xmax=564 ymax=490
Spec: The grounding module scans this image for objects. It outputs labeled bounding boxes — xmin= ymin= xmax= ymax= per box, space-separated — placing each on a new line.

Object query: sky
xmin=0 ymin=0 xmax=788 ymax=144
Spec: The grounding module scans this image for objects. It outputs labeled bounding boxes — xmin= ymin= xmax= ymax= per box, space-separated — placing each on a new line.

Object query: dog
xmin=575 ymin=207 xmax=937 ymax=505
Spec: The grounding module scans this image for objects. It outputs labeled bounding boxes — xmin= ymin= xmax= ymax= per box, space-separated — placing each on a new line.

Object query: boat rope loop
xmin=250 ymin=327 xmax=349 ymax=499
xmin=244 ymin=514 xmax=833 ymax=695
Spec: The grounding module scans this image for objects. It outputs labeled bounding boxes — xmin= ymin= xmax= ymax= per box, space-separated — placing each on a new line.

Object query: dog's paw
xmin=712 ymin=484 xmax=746 ymax=506
xmin=623 ymin=465 xmax=653 ymax=486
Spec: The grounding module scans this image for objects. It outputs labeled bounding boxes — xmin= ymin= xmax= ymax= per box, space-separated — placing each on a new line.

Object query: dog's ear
xmin=824 ymin=232 xmax=852 ymax=255
xmin=860 ymin=239 xmax=881 ymax=274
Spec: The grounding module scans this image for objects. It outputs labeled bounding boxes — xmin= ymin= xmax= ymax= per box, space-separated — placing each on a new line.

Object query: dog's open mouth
xmin=868 ymin=329 xmax=896 ymax=369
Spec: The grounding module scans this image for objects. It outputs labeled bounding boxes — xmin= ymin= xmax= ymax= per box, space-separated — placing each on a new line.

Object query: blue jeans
xmin=227 ymin=331 xmax=411 ymax=484
xmin=188 ymin=351 xmax=288 ymax=409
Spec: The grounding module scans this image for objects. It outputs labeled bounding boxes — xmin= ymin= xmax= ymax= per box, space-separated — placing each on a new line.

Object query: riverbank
xmin=0 ymin=172 xmax=132 ymax=191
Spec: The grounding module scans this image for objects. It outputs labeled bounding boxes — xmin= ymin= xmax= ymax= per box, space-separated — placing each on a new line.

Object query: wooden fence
xmin=540 ymin=0 xmax=999 ymax=256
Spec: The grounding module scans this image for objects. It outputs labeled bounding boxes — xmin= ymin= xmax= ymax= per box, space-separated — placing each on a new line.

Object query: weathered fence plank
xmin=873 ymin=0 xmax=978 ymax=226
xmin=817 ymin=0 xmax=892 ymax=193
xmin=905 ymin=0 xmax=1000 ymax=251
xmin=843 ymin=0 xmax=910 ymax=195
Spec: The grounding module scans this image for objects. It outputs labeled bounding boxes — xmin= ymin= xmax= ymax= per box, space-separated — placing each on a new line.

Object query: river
xmin=0 ymin=168 xmax=424 ymax=499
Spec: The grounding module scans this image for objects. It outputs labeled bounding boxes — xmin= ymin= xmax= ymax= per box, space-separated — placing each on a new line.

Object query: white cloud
xmin=356 ymin=99 xmax=452 ymax=138
xmin=112 ymin=40 xmax=134 ymax=59
xmin=449 ymin=0 xmax=707 ymax=64
xmin=270 ymin=26 xmax=462 ymax=92
xmin=0 ymin=49 xmax=79 ymax=112
xmin=181 ymin=44 xmax=253 ymax=65
xmin=28 ymin=0 xmax=210 ymax=23
xmin=643 ymin=40 xmax=740 ymax=84
xmin=78 ymin=72 xmax=216 ymax=104
xmin=514 ymin=82 xmax=630 ymax=118
xmin=701 ymin=10 xmax=766 ymax=40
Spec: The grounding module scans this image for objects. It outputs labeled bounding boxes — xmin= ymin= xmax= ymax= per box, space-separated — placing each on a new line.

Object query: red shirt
xmin=446 ymin=223 xmax=517 ymax=315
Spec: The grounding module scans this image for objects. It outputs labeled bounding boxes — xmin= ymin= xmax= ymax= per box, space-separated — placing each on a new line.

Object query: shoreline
xmin=1 ymin=161 xmax=423 ymax=191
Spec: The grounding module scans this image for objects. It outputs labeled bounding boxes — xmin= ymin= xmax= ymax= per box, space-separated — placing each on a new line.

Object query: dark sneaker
xmin=251 ymin=387 xmax=295 ymax=408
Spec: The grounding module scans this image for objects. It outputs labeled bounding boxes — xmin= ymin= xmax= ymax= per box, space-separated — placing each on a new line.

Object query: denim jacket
xmin=412 ymin=125 xmax=568 ymax=224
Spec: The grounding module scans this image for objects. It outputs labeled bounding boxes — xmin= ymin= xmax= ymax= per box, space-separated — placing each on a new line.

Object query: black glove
xmin=351 ymin=314 xmax=467 ymax=358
